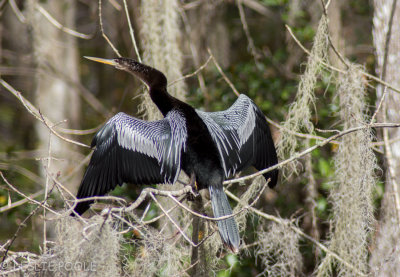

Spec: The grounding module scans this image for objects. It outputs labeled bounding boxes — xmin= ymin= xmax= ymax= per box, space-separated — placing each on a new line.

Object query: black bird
xmin=72 ymin=57 xmax=278 ymax=253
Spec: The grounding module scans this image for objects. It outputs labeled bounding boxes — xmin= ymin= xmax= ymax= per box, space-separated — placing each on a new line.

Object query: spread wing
xmin=74 ymin=110 xmax=187 ymax=214
xmin=196 ymin=94 xmax=278 ymax=187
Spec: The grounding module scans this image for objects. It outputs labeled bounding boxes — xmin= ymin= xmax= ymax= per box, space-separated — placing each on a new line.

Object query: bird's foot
xmin=186 ymin=173 xmax=200 ymax=201
xmin=187 ymin=181 xmax=200 ymax=201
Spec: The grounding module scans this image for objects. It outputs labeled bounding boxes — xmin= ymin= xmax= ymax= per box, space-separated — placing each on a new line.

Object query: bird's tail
xmin=70 ymin=176 xmax=94 ymax=217
xmin=71 ymin=200 xmax=93 ymax=217
xmin=209 ymin=184 xmax=240 ymax=253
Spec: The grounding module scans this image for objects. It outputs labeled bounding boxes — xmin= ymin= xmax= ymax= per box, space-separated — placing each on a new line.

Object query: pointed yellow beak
xmin=84 ymin=56 xmax=116 ymax=66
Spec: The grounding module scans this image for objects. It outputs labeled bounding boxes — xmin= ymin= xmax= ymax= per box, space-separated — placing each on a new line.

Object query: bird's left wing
xmin=74 ymin=110 xmax=187 ymax=214
xmin=196 ymin=94 xmax=278 ymax=187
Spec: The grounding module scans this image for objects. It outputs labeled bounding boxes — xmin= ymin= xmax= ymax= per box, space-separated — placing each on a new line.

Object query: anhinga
xmin=72 ymin=57 xmax=278 ymax=253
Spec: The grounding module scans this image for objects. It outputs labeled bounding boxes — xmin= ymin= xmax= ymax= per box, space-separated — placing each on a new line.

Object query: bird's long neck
xmin=149 ymin=87 xmax=176 ymax=116
xmin=122 ymin=59 xmax=176 ymax=115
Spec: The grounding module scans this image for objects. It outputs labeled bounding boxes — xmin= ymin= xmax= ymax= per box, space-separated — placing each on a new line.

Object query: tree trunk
xmin=27 ymin=0 xmax=81 ymax=248
xmin=370 ymin=0 xmax=400 ymax=275
xmin=28 ymin=0 xmax=81 ymax=191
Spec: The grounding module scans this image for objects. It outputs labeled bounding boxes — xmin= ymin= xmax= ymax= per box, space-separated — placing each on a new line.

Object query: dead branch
xmin=168 ymin=55 xmax=212 ymax=87
xmin=236 ymin=0 xmax=261 ymax=62
xmin=223 ymin=122 xmax=400 ymax=185
xmin=98 ymin=0 xmax=121 ymax=57
xmin=36 ymin=4 xmax=92 ymax=39
xmin=207 ymin=48 xmax=240 ymax=97
xmin=122 ymin=0 xmax=141 ymax=61
xmin=106 ymin=186 xmax=194 ymax=214
xmin=0 ymin=79 xmax=90 ymax=148
xmin=167 ymin=180 xmax=268 ymax=221
xmin=9 ymin=0 xmax=26 ymax=23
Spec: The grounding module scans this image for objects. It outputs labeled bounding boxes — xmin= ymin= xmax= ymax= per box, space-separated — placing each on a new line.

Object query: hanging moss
xmin=277 ymin=15 xmax=328 ymax=175
xmin=256 ymin=220 xmax=303 ymax=277
xmin=317 ymin=64 xmax=377 ymax=277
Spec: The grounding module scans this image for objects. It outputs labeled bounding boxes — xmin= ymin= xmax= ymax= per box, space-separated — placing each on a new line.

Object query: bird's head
xmin=84 ymin=56 xmax=167 ymax=90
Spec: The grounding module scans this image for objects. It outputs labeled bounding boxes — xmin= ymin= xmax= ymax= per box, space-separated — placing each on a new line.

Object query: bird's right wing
xmin=196 ymin=94 xmax=278 ymax=187
xmin=76 ymin=110 xmax=187 ymax=202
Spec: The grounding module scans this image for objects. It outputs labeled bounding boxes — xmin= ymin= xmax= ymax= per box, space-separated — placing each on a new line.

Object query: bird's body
xmin=73 ymin=57 xmax=278 ymax=252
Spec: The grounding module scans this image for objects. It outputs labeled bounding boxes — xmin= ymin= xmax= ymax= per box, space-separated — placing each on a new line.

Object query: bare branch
xmin=149 ymin=193 xmax=196 ymax=247
xmin=122 ymin=0 xmax=141 ymax=61
xmin=236 ymin=0 xmax=261 ymax=62
xmin=207 ymin=48 xmax=240 ymax=97
xmin=0 ymin=79 xmax=90 ymax=148
xmin=98 ymin=0 xmax=121 ymax=57
xmin=168 ymin=180 xmax=267 ymax=221
xmin=0 ymin=178 xmax=57 ymax=267
xmin=106 ymin=186 xmax=194 ymax=214
xmin=9 ymin=0 xmax=26 ymax=23
xmin=36 ymin=5 xmax=92 ymax=39
xmin=168 ymin=56 xmax=212 ymax=87
xmin=224 ymin=123 xmax=400 ymax=185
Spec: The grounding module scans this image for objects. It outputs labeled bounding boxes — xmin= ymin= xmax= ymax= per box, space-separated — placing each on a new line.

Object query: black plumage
xmin=72 ymin=57 xmax=278 ymax=252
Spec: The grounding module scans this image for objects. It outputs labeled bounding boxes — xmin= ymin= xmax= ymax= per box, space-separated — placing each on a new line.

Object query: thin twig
xmin=42 ymin=125 xmax=54 ymax=253
xmin=39 ymin=111 xmax=90 ymax=148
xmin=149 ymin=193 xmax=196 ymax=247
xmin=0 ymin=79 xmax=90 ymax=148
xmin=107 ymin=186 xmax=194 ymax=214
xmin=98 ymin=0 xmax=121 ymax=57
xmin=0 ymin=162 xmax=42 ymax=184
xmin=242 ymin=0 xmax=275 ymax=17
xmin=0 ymin=179 xmax=57 ymax=267
xmin=122 ymin=0 xmax=141 ymax=62
xmin=236 ymin=0 xmax=261 ymax=62
xmin=9 ymin=0 xmax=26 ymax=23
xmin=168 ymin=56 xmax=212 ymax=87
xmin=0 ymin=190 xmax=44 ymax=213
xmin=320 ymin=0 xmax=349 ymax=69
xmin=57 ymin=125 xmax=101 ymax=135
xmin=266 ymin=116 xmax=340 ymax=144
xmin=142 ymin=203 xmax=180 ymax=224
xmin=208 ymin=48 xmax=240 ymax=97
xmin=36 ymin=5 xmax=92 ymax=39
xmin=0 ymin=172 xmax=60 ymax=215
